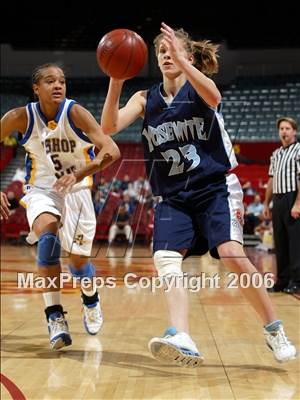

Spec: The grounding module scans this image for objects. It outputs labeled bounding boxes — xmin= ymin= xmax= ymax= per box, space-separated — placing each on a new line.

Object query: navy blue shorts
xmin=153 ymin=174 xmax=244 ymax=259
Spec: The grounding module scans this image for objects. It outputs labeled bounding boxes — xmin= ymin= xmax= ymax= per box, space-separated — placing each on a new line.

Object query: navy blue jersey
xmin=141 ymin=81 xmax=237 ymax=197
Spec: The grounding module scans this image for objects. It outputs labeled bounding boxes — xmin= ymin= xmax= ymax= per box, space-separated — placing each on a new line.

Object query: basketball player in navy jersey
xmin=102 ymin=23 xmax=298 ymax=365
xmin=1 ymin=63 xmax=120 ymax=350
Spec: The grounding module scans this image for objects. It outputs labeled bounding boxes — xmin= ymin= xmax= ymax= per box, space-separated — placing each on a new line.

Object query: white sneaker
xmin=83 ymin=301 xmax=103 ymax=335
xmin=264 ymin=325 xmax=297 ymax=363
xmin=148 ymin=327 xmax=204 ymax=367
xmin=48 ymin=312 xmax=72 ymax=350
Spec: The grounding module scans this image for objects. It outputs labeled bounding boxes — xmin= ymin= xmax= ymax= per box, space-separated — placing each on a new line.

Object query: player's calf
xmin=38 ymin=232 xmax=72 ymax=350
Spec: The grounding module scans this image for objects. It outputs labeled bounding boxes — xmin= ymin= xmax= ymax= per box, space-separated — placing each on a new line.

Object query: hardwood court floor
xmin=1 ymin=243 xmax=299 ymax=400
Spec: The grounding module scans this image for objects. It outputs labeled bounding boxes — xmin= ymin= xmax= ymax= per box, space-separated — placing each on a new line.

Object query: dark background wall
xmin=1 ymin=1 xmax=300 ymax=83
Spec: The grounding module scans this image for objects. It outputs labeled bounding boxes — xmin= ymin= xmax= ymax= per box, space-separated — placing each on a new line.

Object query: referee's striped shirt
xmin=269 ymin=142 xmax=300 ymax=194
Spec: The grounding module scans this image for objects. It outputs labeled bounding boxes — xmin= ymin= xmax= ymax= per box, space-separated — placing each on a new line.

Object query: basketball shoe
xmin=48 ymin=312 xmax=72 ymax=350
xmin=148 ymin=327 xmax=204 ymax=367
xmin=264 ymin=325 xmax=297 ymax=362
xmin=82 ymin=300 xmax=103 ymax=335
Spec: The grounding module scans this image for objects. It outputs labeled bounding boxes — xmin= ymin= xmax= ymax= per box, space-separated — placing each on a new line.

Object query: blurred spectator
xmin=3 ymin=135 xmax=17 ymax=147
xmin=244 ymin=194 xmax=264 ymax=233
xmin=108 ymin=204 xmax=132 ymax=245
xmin=255 ymin=218 xmax=274 ymax=251
xmin=98 ymin=176 xmax=108 ymax=189
xmin=6 ymin=191 xmax=19 ymax=214
xmin=247 ymin=194 xmax=264 ymax=218
xmin=255 ymin=218 xmax=273 ymax=239
xmin=123 ymin=182 xmax=137 ymax=199
xmin=109 ymin=186 xmax=122 ymax=199
xmin=136 ymin=188 xmax=153 ymax=207
xmin=111 ymin=177 xmax=122 ymax=191
xmin=97 ymin=177 xmax=110 ymax=202
xmin=258 ymin=179 xmax=268 ymax=190
xmin=242 ymin=180 xmax=257 ymax=195
xmin=92 ymin=190 xmax=105 ymax=216
xmin=120 ymin=174 xmax=131 ymax=191
xmin=12 ymin=167 xmax=26 ymax=183
xmin=133 ymin=176 xmax=150 ymax=193
xmin=122 ymin=193 xmax=137 ymax=215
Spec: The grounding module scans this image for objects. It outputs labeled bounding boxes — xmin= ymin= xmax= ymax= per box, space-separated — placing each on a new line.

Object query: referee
xmin=263 ymin=117 xmax=300 ymax=294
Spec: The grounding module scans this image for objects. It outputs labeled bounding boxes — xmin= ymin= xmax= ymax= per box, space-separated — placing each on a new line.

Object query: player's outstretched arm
xmin=101 ymin=78 xmax=146 ymax=135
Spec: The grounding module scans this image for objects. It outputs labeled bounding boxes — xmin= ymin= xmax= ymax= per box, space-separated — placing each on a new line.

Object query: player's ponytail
xmin=191 ymin=40 xmax=219 ymax=76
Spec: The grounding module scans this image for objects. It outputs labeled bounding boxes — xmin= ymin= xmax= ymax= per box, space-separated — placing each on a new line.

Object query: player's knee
xmin=218 ymin=242 xmax=245 ymax=262
xmin=153 ymin=250 xmax=183 ymax=277
xmin=69 ymin=262 xmax=95 ymax=280
xmin=37 ymin=232 xmax=61 ymax=267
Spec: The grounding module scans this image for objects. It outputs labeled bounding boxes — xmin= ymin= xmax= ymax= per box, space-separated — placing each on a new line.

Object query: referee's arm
xmin=291 ymin=178 xmax=300 ymax=219
xmin=263 ymin=178 xmax=273 ymax=219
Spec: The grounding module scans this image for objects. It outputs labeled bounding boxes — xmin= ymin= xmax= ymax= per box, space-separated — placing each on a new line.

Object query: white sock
xmin=43 ymin=291 xmax=61 ymax=307
xmin=81 ymin=286 xmax=97 ymax=297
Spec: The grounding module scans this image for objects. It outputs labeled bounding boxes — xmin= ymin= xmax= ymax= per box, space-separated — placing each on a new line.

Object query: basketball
xmin=97 ymin=29 xmax=148 ymax=79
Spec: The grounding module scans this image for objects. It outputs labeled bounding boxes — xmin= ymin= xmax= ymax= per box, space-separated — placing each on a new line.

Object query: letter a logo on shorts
xmin=74 ymin=234 xmax=85 ymax=246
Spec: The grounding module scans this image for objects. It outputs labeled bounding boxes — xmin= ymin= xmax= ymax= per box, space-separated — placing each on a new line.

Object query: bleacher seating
xmin=2 ymin=75 xmax=299 ymax=142
xmin=95 ymin=194 xmax=122 ymax=240
xmin=74 ymin=75 xmax=300 ymax=142
xmin=222 ymin=75 xmax=300 ymax=141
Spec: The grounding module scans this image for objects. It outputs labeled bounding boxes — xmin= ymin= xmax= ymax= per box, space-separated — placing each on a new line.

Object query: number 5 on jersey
xmin=51 ymin=154 xmax=76 ymax=179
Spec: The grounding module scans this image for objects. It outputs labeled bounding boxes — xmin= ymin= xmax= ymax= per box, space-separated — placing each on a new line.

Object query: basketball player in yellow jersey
xmin=0 ymin=63 xmax=120 ymax=350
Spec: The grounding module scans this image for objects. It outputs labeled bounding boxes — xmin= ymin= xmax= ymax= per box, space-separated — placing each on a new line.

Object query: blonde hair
xmin=276 ymin=117 xmax=298 ymax=131
xmin=154 ymin=28 xmax=219 ymax=76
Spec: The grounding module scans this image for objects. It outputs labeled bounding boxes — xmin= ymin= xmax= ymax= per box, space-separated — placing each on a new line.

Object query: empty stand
xmin=222 ymin=75 xmax=300 ymax=141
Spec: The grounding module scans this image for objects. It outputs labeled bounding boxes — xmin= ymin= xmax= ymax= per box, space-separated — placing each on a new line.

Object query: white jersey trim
xmin=216 ymin=111 xmax=238 ymax=170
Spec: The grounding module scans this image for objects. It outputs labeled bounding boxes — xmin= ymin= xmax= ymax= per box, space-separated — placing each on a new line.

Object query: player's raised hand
xmin=0 ymin=191 xmax=10 ymax=220
xmin=160 ymin=22 xmax=185 ymax=65
xmin=53 ymin=173 xmax=77 ymax=194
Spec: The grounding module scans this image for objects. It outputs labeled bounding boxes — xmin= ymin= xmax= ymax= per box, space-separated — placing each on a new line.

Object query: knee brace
xmin=153 ymin=250 xmax=183 ymax=277
xmin=69 ymin=262 xmax=95 ymax=281
xmin=37 ymin=232 xmax=61 ymax=267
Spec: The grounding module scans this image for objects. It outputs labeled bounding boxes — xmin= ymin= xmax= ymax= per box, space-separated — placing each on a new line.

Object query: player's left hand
xmin=53 ymin=173 xmax=77 ymax=194
xmin=291 ymin=203 xmax=300 ymax=219
xmin=160 ymin=22 xmax=186 ymax=65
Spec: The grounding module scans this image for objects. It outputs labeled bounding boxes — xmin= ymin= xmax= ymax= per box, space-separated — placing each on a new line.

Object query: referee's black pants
xmin=272 ymin=192 xmax=300 ymax=286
